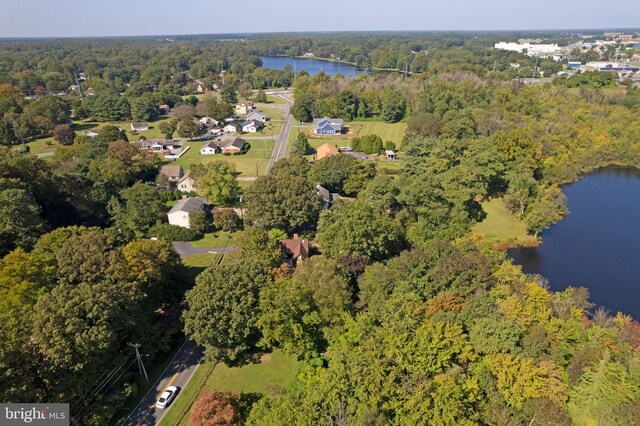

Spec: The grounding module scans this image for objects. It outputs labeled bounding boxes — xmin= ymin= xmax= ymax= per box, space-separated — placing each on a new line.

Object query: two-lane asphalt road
xmin=121 ymin=340 xmax=203 ymax=426
xmin=265 ymin=92 xmax=294 ymax=174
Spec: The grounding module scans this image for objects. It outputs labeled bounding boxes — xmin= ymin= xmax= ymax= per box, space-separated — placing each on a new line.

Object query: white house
xmin=247 ymin=110 xmax=267 ymax=123
xmin=242 ymin=119 xmax=263 ymax=133
xmin=200 ymin=141 xmax=220 ymax=155
xmin=167 ymin=197 xmax=210 ymax=228
xmin=224 ymin=123 xmax=238 ymax=133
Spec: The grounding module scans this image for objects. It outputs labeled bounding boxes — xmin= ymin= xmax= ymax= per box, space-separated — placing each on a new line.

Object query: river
xmin=260 ymin=56 xmax=371 ymax=77
xmin=509 ymin=166 xmax=640 ymax=317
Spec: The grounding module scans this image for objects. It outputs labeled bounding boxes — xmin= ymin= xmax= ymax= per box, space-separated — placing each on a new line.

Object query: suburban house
xmin=315 ymin=143 xmax=339 ymax=160
xmin=279 ymin=234 xmax=309 ymax=265
xmin=159 ymin=165 xmax=183 ymax=183
xmin=167 ymin=197 xmax=210 ymax=229
xmin=316 ymin=184 xmax=338 ymax=207
xmin=85 ymin=88 xmax=96 ymax=96
xmin=235 ymin=100 xmax=255 ymax=115
xmin=220 ymin=137 xmax=246 ymax=154
xmin=133 ymin=139 xmax=174 ymax=152
xmin=200 ymin=117 xmax=218 ymax=127
xmin=177 ymin=173 xmax=197 ymax=193
xmin=159 ymin=104 xmax=171 ymax=114
xmin=84 ymin=129 xmax=99 ymax=138
xmin=242 ymin=119 xmax=263 ymax=133
xmin=224 ymin=122 xmax=239 ymax=133
xmin=385 ymin=150 xmax=397 ymax=160
xmin=131 ymin=122 xmax=149 ymax=132
xmin=247 ymin=110 xmax=267 ymax=123
xmin=313 ymin=117 xmax=344 ymax=135
xmin=200 ymin=141 xmax=220 ymax=155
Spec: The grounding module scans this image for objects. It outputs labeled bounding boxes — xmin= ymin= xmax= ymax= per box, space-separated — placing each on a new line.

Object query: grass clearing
xmin=265 ymin=95 xmax=287 ymax=105
xmin=25 ymin=137 xmax=59 ymax=155
xmin=170 ymin=140 xmax=275 ymax=177
xmin=346 ymin=121 xmax=407 ymax=145
xmin=160 ymin=351 xmax=303 ymax=426
xmin=472 ymin=198 xmax=539 ymax=248
xmin=182 ymin=253 xmax=217 ymax=269
xmin=191 ymin=231 xmax=241 ymax=248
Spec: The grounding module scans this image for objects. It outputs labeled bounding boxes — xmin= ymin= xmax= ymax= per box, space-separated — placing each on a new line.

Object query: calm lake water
xmin=509 ymin=166 xmax=640 ymax=317
xmin=260 ymin=56 xmax=371 ymax=77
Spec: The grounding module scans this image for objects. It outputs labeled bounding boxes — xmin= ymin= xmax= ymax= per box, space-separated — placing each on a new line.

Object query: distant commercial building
xmin=494 ymin=42 xmax=560 ymax=56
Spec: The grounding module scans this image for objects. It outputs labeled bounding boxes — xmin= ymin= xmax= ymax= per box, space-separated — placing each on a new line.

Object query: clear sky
xmin=0 ymin=0 xmax=638 ymax=38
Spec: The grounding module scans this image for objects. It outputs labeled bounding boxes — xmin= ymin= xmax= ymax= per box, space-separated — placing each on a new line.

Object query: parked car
xmin=155 ymin=386 xmax=179 ymax=409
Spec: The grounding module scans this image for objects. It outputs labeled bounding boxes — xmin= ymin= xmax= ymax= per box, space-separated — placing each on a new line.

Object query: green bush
xmin=148 ymin=223 xmax=199 ymax=242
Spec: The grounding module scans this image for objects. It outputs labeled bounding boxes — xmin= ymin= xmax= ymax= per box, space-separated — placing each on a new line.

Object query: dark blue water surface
xmin=509 ymin=166 xmax=640 ymax=317
xmin=260 ymin=56 xmax=371 ymax=77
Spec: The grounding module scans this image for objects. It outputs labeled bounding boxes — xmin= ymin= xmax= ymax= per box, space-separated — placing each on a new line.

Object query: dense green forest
xmin=1 ymin=31 xmax=640 ymax=425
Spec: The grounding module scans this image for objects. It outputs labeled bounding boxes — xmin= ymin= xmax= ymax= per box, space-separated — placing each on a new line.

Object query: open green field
xmin=191 ymin=231 xmax=241 ymax=248
xmin=158 ymin=351 xmax=303 ymax=426
xmin=265 ymin=95 xmax=287 ymax=105
xmin=170 ymin=139 xmax=275 ymax=177
xmin=472 ymin=199 xmax=539 ymax=248
xmin=346 ymin=121 xmax=407 ymax=145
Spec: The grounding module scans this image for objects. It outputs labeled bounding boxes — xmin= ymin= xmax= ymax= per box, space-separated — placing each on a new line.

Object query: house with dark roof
xmin=200 ymin=141 xmax=220 ymax=155
xmin=167 ymin=197 xmax=210 ymax=228
xmin=247 ymin=110 xmax=267 ymax=123
xmin=220 ymin=137 xmax=246 ymax=154
xmin=313 ymin=117 xmax=343 ymax=135
xmin=242 ymin=119 xmax=263 ymax=133
xmin=279 ymin=234 xmax=309 ymax=265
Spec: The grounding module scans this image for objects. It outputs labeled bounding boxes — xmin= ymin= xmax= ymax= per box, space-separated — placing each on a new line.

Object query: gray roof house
xmin=131 ymin=122 xmax=149 ymax=132
xmin=247 ymin=110 xmax=267 ymax=123
xmin=167 ymin=197 xmax=210 ymax=228
xmin=313 ymin=117 xmax=344 ymax=135
xmin=220 ymin=137 xmax=246 ymax=154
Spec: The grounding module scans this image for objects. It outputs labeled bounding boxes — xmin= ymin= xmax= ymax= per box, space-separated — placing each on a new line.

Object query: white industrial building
xmin=494 ymin=42 xmax=560 ymax=56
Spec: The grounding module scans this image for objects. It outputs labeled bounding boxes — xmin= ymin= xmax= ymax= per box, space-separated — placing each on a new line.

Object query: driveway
xmin=171 ymin=241 xmax=234 ymax=260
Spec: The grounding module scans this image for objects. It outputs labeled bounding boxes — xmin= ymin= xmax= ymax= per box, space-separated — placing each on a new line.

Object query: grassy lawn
xmin=170 ymin=140 xmax=275 ymax=177
xmin=75 ymin=116 xmax=173 ymax=141
xmin=472 ymin=199 xmax=539 ymax=248
xmin=346 ymin=121 xmax=407 ymax=146
xmin=190 ymin=231 xmax=241 ymax=248
xmin=265 ymin=95 xmax=287 ymax=105
xmin=303 ymin=120 xmax=406 ymax=147
xmin=159 ymin=351 xmax=303 ymax=426
xmin=182 ymin=253 xmax=217 ymax=268
xmin=25 ymin=137 xmax=59 ymax=155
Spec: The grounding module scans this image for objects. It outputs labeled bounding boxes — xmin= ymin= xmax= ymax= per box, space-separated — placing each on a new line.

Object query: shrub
xmin=213 ymin=209 xmax=242 ymax=232
xmin=148 ymin=223 xmax=199 ymax=241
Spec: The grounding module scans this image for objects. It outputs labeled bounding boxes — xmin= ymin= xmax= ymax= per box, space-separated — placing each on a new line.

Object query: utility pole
xmin=129 ymin=343 xmax=149 ymax=381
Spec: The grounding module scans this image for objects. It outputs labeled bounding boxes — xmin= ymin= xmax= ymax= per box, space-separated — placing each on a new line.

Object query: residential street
xmin=121 ymin=340 xmax=203 ymax=426
xmin=265 ymin=90 xmax=294 ymax=174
